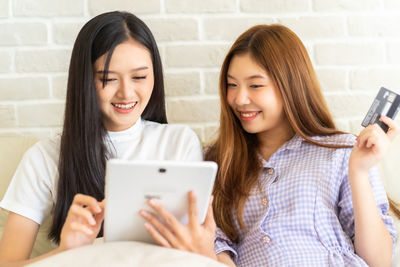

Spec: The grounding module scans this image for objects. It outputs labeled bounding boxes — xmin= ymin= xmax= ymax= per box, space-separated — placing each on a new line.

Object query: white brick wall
xmin=13 ymin=0 xmax=84 ymax=17
xmin=0 ymin=52 xmax=12 ymax=73
xmin=0 ymin=23 xmax=47 ymax=45
xmin=241 ymin=0 xmax=310 ymax=13
xmin=0 ymin=77 xmax=49 ymax=100
xmin=88 ymin=0 xmax=160 ymax=15
xmin=0 ymin=0 xmax=399 ymax=142
xmin=0 ymin=0 xmax=8 ymax=18
xmin=312 ymin=0 xmax=380 ymax=12
xmin=165 ymin=0 xmax=236 ymax=13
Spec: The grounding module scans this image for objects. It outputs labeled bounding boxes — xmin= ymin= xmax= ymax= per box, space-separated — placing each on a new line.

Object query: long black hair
xmin=49 ymin=11 xmax=167 ymax=243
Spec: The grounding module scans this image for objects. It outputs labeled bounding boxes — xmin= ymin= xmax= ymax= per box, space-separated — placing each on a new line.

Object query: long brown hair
xmin=389 ymin=198 xmax=400 ymax=219
xmin=205 ymin=24 xmax=351 ymax=242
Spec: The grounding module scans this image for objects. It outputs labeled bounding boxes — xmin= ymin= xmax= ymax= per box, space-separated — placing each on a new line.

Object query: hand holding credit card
xmin=361 ymin=87 xmax=400 ymax=132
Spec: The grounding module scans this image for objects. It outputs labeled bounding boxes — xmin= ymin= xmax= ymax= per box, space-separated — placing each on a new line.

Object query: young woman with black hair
xmin=0 ymin=11 xmax=202 ymax=265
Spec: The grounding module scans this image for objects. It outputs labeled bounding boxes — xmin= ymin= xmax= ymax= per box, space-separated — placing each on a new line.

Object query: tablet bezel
xmin=104 ymin=160 xmax=217 ymax=243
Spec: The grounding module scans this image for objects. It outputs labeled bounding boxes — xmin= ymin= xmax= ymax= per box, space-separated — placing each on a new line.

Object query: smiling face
xmin=226 ymin=52 xmax=289 ymax=138
xmin=94 ymin=38 xmax=154 ymax=132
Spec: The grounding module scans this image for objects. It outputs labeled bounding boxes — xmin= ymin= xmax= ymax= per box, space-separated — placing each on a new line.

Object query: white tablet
xmin=104 ymin=159 xmax=218 ymax=244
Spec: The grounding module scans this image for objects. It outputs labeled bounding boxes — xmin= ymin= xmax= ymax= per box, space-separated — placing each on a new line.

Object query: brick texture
xmin=0 ymin=77 xmax=49 ymax=100
xmin=0 ymin=0 xmax=398 ymax=141
xmin=166 ymin=0 xmax=236 ymax=13
xmin=89 ymin=0 xmax=160 ymax=15
xmin=13 ymin=0 xmax=84 ymax=17
xmin=0 ymin=23 xmax=47 ymax=46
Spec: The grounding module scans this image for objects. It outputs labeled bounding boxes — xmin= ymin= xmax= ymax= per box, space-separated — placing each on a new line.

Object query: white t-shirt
xmin=0 ymin=118 xmax=203 ymax=225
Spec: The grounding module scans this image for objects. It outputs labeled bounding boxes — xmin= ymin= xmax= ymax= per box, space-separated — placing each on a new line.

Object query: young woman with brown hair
xmin=141 ymin=24 xmax=399 ymax=267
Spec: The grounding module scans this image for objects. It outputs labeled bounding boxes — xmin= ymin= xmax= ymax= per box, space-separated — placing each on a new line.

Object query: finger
xmin=143 ymin=223 xmax=171 ymax=248
xmin=73 ymin=194 xmax=101 ymax=213
xmin=139 ymin=209 xmax=180 ymax=247
xmin=99 ymin=199 xmax=106 ymax=208
xmin=357 ymin=126 xmax=372 ymax=147
xmin=93 ymin=207 xmax=105 ymax=225
xmin=357 ymin=131 xmax=372 ymax=148
xmin=380 ymin=115 xmax=400 ymax=141
xmin=69 ymin=221 xmax=94 ymax=236
xmin=188 ymin=190 xmax=199 ymax=228
xmin=366 ymin=135 xmax=378 ymax=149
xmin=147 ymin=199 xmax=181 ymax=230
xmin=69 ymin=204 xmax=96 ymax=226
xmin=358 ymin=125 xmax=380 ymax=148
xmin=204 ymin=196 xmax=216 ymax=231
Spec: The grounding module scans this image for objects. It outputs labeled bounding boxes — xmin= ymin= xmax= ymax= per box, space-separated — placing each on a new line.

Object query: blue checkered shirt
xmin=214 ymin=134 xmax=396 ymax=266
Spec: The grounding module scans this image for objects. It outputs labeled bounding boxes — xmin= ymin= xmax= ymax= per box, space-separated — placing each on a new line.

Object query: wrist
xmin=348 ymin=167 xmax=370 ymax=185
xmin=203 ymin=249 xmax=218 ymax=261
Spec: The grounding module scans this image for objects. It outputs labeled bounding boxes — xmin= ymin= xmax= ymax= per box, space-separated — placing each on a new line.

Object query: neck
xmin=256 ymin=120 xmax=295 ymax=161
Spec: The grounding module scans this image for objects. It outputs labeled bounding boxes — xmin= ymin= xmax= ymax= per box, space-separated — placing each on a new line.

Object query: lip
xmin=112 ymin=101 xmax=137 ymax=114
xmin=237 ymin=111 xmax=261 ymax=121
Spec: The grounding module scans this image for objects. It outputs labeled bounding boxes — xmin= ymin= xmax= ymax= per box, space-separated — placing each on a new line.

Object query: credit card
xmin=361 ymin=87 xmax=400 ymax=132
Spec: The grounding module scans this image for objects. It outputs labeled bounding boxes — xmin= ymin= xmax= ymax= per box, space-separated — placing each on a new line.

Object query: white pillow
xmin=26 ymin=241 xmax=227 ymax=267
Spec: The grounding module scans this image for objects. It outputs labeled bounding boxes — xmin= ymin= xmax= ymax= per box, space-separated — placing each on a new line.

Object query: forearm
xmin=216 ymin=252 xmax=236 ymax=267
xmin=349 ymin=169 xmax=393 ymax=267
xmin=0 ymin=247 xmax=63 ymax=267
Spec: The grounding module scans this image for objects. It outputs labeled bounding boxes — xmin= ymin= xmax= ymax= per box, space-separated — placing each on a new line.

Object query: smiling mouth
xmin=112 ymin=102 xmax=137 ymax=110
xmin=238 ymin=111 xmax=261 ymax=120
xmin=240 ymin=111 xmax=260 ymax=117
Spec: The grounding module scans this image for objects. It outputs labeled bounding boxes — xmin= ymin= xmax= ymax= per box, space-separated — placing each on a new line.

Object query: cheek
xmin=136 ymin=80 xmax=154 ymax=101
xmin=259 ymin=90 xmax=280 ymax=109
xmin=96 ymin=84 xmax=115 ymax=104
xmin=226 ymin=90 xmax=235 ymax=107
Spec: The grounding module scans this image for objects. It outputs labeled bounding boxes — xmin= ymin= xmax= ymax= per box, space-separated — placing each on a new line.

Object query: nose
xmin=116 ymin=78 xmax=134 ymax=99
xmin=234 ymin=87 xmax=250 ymax=106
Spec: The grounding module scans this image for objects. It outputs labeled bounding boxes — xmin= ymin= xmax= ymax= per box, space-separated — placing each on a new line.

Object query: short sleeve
xmin=337 ymin=151 xmax=397 ymax=255
xmin=214 ymin=226 xmax=238 ymax=262
xmin=0 ymin=142 xmax=56 ymax=225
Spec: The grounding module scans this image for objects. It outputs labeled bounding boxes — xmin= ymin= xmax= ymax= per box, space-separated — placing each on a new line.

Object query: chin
xmin=241 ymin=126 xmax=262 ymax=134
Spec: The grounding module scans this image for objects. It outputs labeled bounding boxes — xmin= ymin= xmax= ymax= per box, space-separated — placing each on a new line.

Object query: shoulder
xmin=140 ymin=120 xmax=203 ymax=161
xmin=19 ymin=136 xmax=60 ymax=175
xmin=309 ymin=133 xmax=356 ymax=148
xmin=28 ymin=135 xmax=60 ymax=161
xmin=301 ymin=134 xmax=355 ymax=167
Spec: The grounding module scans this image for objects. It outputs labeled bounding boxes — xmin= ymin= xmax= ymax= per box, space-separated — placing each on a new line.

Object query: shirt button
xmin=268 ymin=168 xmax=274 ymax=175
xmin=262 ymin=198 xmax=268 ymax=206
xmin=263 ymin=235 xmax=271 ymax=243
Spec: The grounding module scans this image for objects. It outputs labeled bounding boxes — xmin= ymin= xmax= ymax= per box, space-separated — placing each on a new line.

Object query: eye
xmin=100 ymin=78 xmax=117 ymax=83
xmin=133 ymin=76 xmax=147 ymax=80
xmin=250 ymin=85 xmax=264 ymax=88
xmin=227 ymin=83 xmax=237 ymax=88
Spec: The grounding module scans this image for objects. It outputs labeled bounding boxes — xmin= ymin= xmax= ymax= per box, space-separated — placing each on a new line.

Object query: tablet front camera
xmin=158 ymin=168 xmax=167 ymax=173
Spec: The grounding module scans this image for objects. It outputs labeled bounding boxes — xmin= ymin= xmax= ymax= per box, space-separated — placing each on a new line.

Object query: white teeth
xmin=240 ymin=112 xmax=259 ymax=117
xmin=113 ymin=102 xmax=136 ymax=109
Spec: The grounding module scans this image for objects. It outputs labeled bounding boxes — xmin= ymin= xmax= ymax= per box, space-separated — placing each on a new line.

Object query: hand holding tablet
xmin=139 ymin=190 xmax=218 ymax=259
xmin=104 ymin=160 xmax=217 ymax=244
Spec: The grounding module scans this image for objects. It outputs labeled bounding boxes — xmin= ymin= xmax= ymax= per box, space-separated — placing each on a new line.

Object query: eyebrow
xmin=227 ymin=74 xmax=267 ymax=80
xmin=96 ymin=66 xmax=149 ymax=74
